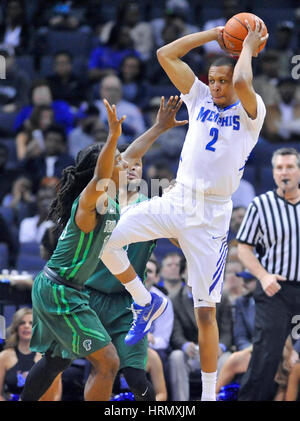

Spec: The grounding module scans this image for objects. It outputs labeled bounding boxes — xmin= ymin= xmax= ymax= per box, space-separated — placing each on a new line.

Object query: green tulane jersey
xmin=85 ymin=193 xmax=155 ymax=295
xmin=47 ymin=195 xmax=119 ymax=287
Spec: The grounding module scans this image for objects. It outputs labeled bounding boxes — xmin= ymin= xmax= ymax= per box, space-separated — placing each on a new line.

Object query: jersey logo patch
xmin=104 ymin=220 xmax=117 ymax=233
xmin=83 ymin=339 xmax=92 ymax=351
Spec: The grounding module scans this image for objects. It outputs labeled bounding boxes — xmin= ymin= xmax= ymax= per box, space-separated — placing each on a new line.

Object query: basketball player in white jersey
xmin=101 ymin=18 xmax=268 ymax=400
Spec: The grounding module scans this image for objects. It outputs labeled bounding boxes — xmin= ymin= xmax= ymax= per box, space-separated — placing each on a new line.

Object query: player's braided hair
xmin=48 ymin=143 xmax=104 ymax=233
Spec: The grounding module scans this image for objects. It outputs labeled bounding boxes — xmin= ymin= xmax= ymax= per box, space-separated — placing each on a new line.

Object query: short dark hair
xmin=54 ymin=51 xmax=73 ymax=61
xmin=209 ymin=56 xmax=237 ymax=71
xmin=43 ymin=124 xmax=67 ymax=143
xmin=271 ymin=147 xmax=300 ymax=168
xmin=148 ymin=258 xmax=160 ymax=275
xmin=179 ymin=256 xmax=186 ymax=276
xmin=29 ymin=79 xmax=52 ymax=101
xmin=162 ymin=251 xmax=181 ymax=263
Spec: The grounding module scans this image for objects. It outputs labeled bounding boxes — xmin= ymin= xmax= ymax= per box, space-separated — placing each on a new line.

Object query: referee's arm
xmin=236 ymin=202 xmax=286 ymax=297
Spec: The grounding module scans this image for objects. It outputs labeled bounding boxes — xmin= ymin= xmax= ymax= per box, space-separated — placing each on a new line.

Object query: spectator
xmin=272 ymin=77 xmax=300 ymax=142
xmin=145 ymin=258 xmax=174 ymax=389
xmin=89 ymin=24 xmax=141 ymax=82
xmin=119 ymin=55 xmax=151 ymax=109
xmin=68 ymin=104 xmax=107 ymax=160
xmin=253 ymin=50 xmax=281 ymax=106
xmin=274 ymin=336 xmax=299 ymax=401
xmin=145 ymin=259 xmax=174 ymax=356
xmin=0 ymin=142 xmax=19 ymax=203
xmin=217 ymin=335 xmax=299 ymax=401
xmin=145 ymin=158 xmax=175 ymax=198
xmin=44 ymin=1 xmax=83 ymax=31
xmin=19 ymin=186 xmax=55 ymax=243
xmin=0 ymin=307 xmax=61 ymax=400
xmin=2 ymin=176 xmax=35 ymax=225
xmin=0 ymin=45 xmax=30 ymax=115
xmin=146 ymin=21 xmax=203 ymax=101
xmin=223 ymin=260 xmax=244 ymax=306
xmin=14 ymin=79 xmax=75 ymax=134
xmin=144 ymin=95 xmax=186 ymax=160
xmin=272 ymin=21 xmax=296 ymax=78
xmin=285 ymin=361 xmax=300 ymax=401
xmin=16 ymin=105 xmax=54 ymax=161
xmin=231 ymin=179 xmax=256 ymax=209
xmin=146 ymin=348 xmax=168 ymax=401
xmin=94 ymin=75 xmax=146 ymax=144
xmin=46 ymin=51 xmax=89 ymax=108
xmin=216 ymin=345 xmax=252 ymax=398
xmin=100 ymin=0 xmax=154 ymax=61
xmin=233 ymin=271 xmax=257 ymax=351
xmin=228 ymin=206 xmax=247 ymax=242
xmin=0 ymin=0 xmax=30 ymax=54
xmin=252 ymin=50 xmax=282 ymax=142
xmin=151 ymin=0 xmax=199 ymax=48
xmin=226 ymin=239 xmax=239 ymax=263
xmin=201 ymin=0 xmax=240 ymax=56
xmin=168 ymin=283 xmax=233 ymax=401
xmin=236 ymin=147 xmax=300 ymax=400
xmin=158 ymin=252 xmax=183 ymax=298
xmin=22 ymin=124 xmax=75 ymax=191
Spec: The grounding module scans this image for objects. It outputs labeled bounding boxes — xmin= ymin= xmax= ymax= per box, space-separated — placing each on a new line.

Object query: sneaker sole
xmin=125 ymin=298 xmax=168 ymax=346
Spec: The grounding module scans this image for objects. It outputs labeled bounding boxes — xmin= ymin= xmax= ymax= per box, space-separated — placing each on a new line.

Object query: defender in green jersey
xmin=86 ymin=155 xmax=156 ymax=399
xmin=21 ymin=100 xmax=127 ymax=401
xmin=21 ymin=96 xmax=186 ymax=401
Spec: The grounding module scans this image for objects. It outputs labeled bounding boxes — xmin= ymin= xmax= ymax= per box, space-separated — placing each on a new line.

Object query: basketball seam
xmin=232 ymin=16 xmax=248 ymax=32
xmin=224 ymin=29 xmax=244 ymax=42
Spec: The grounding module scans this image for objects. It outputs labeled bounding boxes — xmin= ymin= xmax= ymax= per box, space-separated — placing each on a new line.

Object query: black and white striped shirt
xmin=236 ymin=190 xmax=300 ymax=282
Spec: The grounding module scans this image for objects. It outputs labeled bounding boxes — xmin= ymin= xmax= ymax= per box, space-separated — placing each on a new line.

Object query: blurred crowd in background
xmin=0 ymin=0 xmax=300 ymax=401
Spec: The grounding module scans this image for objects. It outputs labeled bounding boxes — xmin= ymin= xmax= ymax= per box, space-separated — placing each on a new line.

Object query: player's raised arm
xmin=232 ymin=17 xmax=269 ymax=119
xmin=122 ymin=96 xmax=187 ymax=165
xmin=157 ymin=28 xmax=224 ymax=94
xmin=76 ymin=99 xmax=126 ymax=231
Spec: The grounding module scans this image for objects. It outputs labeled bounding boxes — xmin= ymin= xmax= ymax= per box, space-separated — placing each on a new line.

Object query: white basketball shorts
xmin=102 ymin=183 xmax=233 ymax=306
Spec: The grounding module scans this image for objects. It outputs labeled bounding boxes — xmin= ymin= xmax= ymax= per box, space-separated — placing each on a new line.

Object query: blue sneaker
xmin=125 ymin=292 xmax=168 ymax=346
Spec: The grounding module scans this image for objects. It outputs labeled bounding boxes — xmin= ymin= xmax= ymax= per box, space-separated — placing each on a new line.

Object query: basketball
xmin=223 ymin=12 xmax=268 ymax=55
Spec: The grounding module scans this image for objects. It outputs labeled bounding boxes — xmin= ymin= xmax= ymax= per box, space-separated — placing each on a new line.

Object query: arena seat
xmin=45 ymin=29 xmax=93 ymax=56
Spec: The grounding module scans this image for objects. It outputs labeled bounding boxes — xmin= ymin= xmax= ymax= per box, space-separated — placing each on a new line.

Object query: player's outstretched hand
xmin=103 ymin=98 xmax=126 ymax=139
xmin=155 ymin=96 xmax=188 ymax=132
xmin=243 ymin=17 xmax=269 ymax=57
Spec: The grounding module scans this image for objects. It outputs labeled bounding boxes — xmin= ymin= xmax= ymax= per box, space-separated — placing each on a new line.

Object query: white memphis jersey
xmin=176 ymin=77 xmax=266 ymax=197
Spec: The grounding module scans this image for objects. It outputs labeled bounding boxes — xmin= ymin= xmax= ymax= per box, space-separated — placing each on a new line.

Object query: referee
xmin=236 ymin=147 xmax=300 ymax=401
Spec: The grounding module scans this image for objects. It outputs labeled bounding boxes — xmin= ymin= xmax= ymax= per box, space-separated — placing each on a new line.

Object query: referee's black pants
xmin=238 ymin=281 xmax=300 ymax=401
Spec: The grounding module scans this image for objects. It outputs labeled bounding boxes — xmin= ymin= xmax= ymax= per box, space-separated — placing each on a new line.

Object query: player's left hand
xmin=243 ymin=17 xmax=269 ymax=57
xmin=155 ymin=96 xmax=188 ymax=132
xmin=103 ymin=98 xmax=126 ymax=139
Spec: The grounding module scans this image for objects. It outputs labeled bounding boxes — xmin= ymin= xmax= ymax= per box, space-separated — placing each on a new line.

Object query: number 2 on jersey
xmin=206 ymin=127 xmax=219 ymax=152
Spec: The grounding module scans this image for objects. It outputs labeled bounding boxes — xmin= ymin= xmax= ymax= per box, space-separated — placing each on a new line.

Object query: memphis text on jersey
xmin=197 ymin=106 xmax=240 ymax=130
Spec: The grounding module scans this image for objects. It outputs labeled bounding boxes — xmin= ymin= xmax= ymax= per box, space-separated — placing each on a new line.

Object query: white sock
xmin=201 ymin=371 xmax=217 ymax=401
xmin=124 ymin=276 xmax=152 ymax=306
